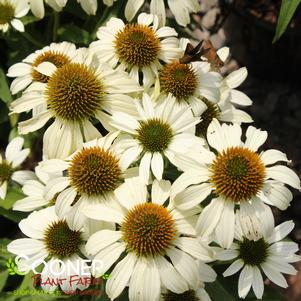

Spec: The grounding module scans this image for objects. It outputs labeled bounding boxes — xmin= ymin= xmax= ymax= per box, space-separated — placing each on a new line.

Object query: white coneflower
xmin=0 ymin=0 xmax=29 ymax=33
xmin=217 ymin=213 xmax=300 ymax=299
xmin=157 ymin=60 xmax=221 ymax=111
xmin=7 ymin=42 xmax=77 ymax=95
xmin=10 ymin=48 xmax=142 ymax=159
xmin=7 ymin=206 xmax=91 ymax=293
xmin=84 ymin=177 xmax=213 ymax=301
xmin=170 ymin=119 xmax=301 ymax=248
xmin=90 ymin=13 xmax=183 ymax=89
xmin=125 ymin=0 xmax=201 ymax=27
xmin=0 ymin=136 xmax=34 ymax=200
xmin=110 ymin=93 xmax=204 ymax=183
xmin=13 ymin=165 xmax=61 ymax=212
xmin=38 ymin=132 xmax=137 ymax=219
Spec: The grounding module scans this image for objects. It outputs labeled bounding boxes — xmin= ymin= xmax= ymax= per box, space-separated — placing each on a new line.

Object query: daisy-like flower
xmin=156 ymin=60 xmax=221 ymax=112
xmin=39 ymin=132 xmax=137 ymax=219
xmin=90 ymin=13 xmax=183 ymax=89
xmin=217 ymin=213 xmax=300 ymax=299
xmin=13 ymin=165 xmax=61 ymax=212
xmin=10 ymin=48 xmax=142 ymax=159
xmin=0 ymin=0 xmax=29 ymax=33
xmin=7 ymin=42 xmax=77 ymax=95
xmin=83 ymin=177 xmax=213 ymax=301
xmin=125 ymin=0 xmax=201 ymax=27
xmin=110 ymin=93 xmax=204 ymax=183
xmin=7 ymin=206 xmax=91 ymax=293
xmin=0 ymin=136 xmax=34 ymax=200
xmin=170 ymin=119 xmax=301 ymax=248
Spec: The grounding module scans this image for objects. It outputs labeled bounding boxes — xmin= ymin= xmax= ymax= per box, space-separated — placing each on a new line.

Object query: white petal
xmin=216 ymin=249 xmax=238 ymax=261
xmin=196 ymin=198 xmax=224 ymax=238
xmin=125 ymin=0 xmax=144 ymax=20
xmin=83 ymin=204 xmax=124 ymax=224
xmin=11 ymin=170 xmax=35 ymax=185
xmin=238 ymin=265 xmax=253 ymax=299
xmin=106 ymin=253 xmax=137 ymax=300
xmin=252 ymin=266 xmax=264 ymax=299
xmin=261 ymin=262 xmax=288 ymax=288
xmin=92 ymin=242 xmax=125 ymax=277
xmin=11 ymin=19 xmax=24 ymax=32
xmin=86 ymin=230 xmax=122 ymax=256
xmin=5 ymin=136 xmax=24 ymax=163
xmin=139 ymin=152 xmax=152 ymax=184
xmin=223 ymin=259 xmax=244 ymax=277
xmin=215 ymin=201 xmax=235 ymax=248
xmin=230 ymin=89 xmax=253 ymax=106
xmin=245 ymin=126 xmax=268 ymax=151
xmin=129 ymin=258 xmax=161 ymax=301
xmin=151 ymin=152 xmax=164 ymax=180
xmin=166 ymin=247 xmax=199 ymax=289
xmin=7 ymin=239 xmax=45 ymax=255
xmin=266 ymin=165 xmax=301 ymax=189
xmin=34 ymin=62 xmax=57 ymax=77
xmin=45 ymin=177 xmax=70 ymax=201
xmin=267 ymin=221 xmax=295 ymax=244
xmin=155 ymin=256 xmax=188 ymax=294
xmin=55 ymin=187 xmax=77 ymax=218
xmin=170 ymin=168 xmax=211 ymax=198
xmin=173 ymin=183 xmax=212 ymax=210
xmin=119 ymin=145 xmax=142 ymax=170
xmin=151 ymin=179 xmax=171 ymax=205
xmin=225 ymin=67 xmax=247 ymax=89
xmin=261 ymin=149 xmax=289 ymax=166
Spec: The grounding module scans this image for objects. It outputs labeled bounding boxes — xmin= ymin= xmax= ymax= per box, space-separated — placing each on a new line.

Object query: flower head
xmin=7 ymin=206 xmax=92 ymax=293
xmin=0 ymin=0 xmax=29 ymax=33
xmin=170 ymin=119 xmax=301 ymax=248
xmin=7 ymin=42 xmax=77 ymax=95
xmin=90 ymin=13 xmax=183 ymax=88
xmin=10 ymin=48 xmax=142 ymax=159
xmin=83 ymin=177 xmax=213 ymax=300
xmin=110 ymin=93 xmax=204 ymax=183
xmin=217 ymin=213 xmax=300 ymax=299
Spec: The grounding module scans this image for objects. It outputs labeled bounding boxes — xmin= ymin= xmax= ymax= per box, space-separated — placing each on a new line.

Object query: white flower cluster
xmin=2 ymin=9 xmax=300 ymax=301
xmin=0 ymin=0 xmax=201 ymax=33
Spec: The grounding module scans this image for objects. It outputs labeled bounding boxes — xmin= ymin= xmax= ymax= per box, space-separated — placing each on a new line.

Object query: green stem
xmin=52 ymin=11 xmax=59 ymax=42
xmin=21 ymin=32 xmax=44 ymax=48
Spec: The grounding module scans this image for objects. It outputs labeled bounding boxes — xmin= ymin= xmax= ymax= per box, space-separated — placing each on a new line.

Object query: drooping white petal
xmin=238 ymin=265 xmax=253 ymax=299
xmin=106 ymin=253 xmax=137 ymax=300
xmin=223 ymin=259 xmax=244 ymax=277
xmin=154 ymin=256 xmax=188 ymax=294
xmin=266 ymin=165 xmax=301 ymax=190
xmin=261 ymin=262 xmax=288 ymax=288
xmin=129 ymin=258 xmax=161 ymax=301
xmin=215 ymin=201 xmax=235 ymax=248
xmin=151 ymin=179 xmax=171 ymax=205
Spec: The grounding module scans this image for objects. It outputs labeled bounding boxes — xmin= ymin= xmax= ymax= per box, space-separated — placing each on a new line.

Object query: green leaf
xmin=0 ymin=67 xmax=12 ymax=104
xmin=206 ymin=280 xmax=236 ymax=301
xmin=57 ymin=24 xmax=92 ymax=46
xmin=0 ymin=271 xmax=9 ymax=291
xmin=273 ymin=0 xmax=301 ymax=42
xmin=0 ymin=186 xmax=25 ymax=210
xmin=0 ymin=207 xmax=27 ymax=223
